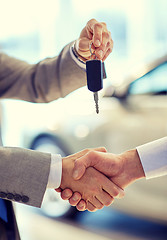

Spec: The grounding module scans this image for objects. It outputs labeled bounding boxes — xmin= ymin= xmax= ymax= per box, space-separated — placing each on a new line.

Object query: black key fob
xmin=86 ymin=59 xmax=103 ymax=92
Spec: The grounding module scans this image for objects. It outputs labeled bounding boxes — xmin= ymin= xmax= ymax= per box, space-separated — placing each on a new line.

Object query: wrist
xmin=47 ymin=154 xmax=62 ymax=189
xmin=72 ymin=42 xmax=88 ymax=63
xmin=60 ymin=156 xmax=74 ymax=189
xmin=122 ymin=149 xmax=145 ymax=184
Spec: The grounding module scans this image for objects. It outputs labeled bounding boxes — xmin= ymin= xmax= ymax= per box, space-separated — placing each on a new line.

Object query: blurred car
xmin=1 ymin=52 xmax=167 ymax=223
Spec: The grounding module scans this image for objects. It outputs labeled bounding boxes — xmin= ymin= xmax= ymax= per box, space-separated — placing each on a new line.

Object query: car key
xmin=86 ymin=42 xmax=104 ymax=114
xmin=86 ymin=59 xmax=103 ymax=114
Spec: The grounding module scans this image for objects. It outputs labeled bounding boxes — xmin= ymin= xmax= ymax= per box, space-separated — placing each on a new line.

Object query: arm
xmin=137 ymin=137 xmax=167 ymax=179
xmin=0 ymin=19 xmax=113 ymax=209
xmin=0 ymin=146 xmax=118 ymax=210
xmin=0 ymin=19 xmax=113 ymax=103
xmin=73 ymin=137 xmax=167 ymax=184
xmin=0 ymin=43 xmax=86 ymax=103
xmin=0 ymin=147 xmax=51 ymax=207
xmin=66 ymin=137 xmax=167 ymax=210
xmin=72 ymin=148 xmax=145 ymax=189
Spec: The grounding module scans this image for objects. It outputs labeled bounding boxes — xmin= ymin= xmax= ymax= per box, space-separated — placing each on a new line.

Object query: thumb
xmin=72 ymin=149 xmax=104 ymax=180
xmin=75 ymin=37 xmax=92 ymax=59
xmin=86 ymin=19 xmax=102 ymax=47
xmin=72 ymin=159 xmax=86 ymax=180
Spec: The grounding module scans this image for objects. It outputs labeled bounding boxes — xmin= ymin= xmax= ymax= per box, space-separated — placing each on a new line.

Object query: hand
xmin=60 ymin=149 xmax=145 ymax=210
xmin=73 ymin=149 xmax=145 ymax=188
xmin=56 ymin=148 xmax=124 ymax=212
xmin=56 ymin=147 xmax=106 ymax=211
xmin=75 ymin=18 xmax=113 ymax=61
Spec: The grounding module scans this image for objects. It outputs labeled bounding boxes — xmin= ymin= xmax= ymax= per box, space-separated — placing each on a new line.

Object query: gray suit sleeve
xmin=0 ymin=42 xmax=87 ymax=207
xmin=0 ymin=42 xmax=86 ymax=103
xmin=0 ymin=147 xmax=51 ymax=207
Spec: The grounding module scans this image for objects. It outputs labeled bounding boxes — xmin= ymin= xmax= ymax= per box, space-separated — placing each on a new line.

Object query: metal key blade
xmin=93 ymin=92 xmax=99 ymax=114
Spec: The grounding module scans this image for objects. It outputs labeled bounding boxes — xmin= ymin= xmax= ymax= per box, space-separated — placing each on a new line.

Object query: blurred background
xmin=0 ymin=0 xmax=167 ymax=239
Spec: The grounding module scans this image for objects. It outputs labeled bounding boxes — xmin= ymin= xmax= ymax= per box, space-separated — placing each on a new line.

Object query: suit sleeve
xmin=136 ymin=137 xmax=167 ymax=179
xmin=0 ymin=42 xmax=86 ymax=103
xmin=0 ymin=147 xmax=51 ymax=207
xmin=0 ymin=42 xmax=86 ymax=207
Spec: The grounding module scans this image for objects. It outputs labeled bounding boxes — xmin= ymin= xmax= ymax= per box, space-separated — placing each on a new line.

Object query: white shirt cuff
xmin=70 ymin=42 xmax=86 ymax=70
xmin=47 ymin=154 xmax=62 ymax=189
xmin=136 ymin=137 xmax=167 ymax=179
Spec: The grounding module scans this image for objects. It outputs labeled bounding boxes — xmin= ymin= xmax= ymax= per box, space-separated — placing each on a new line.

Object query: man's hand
xmin=60 ymin=149 xmax=145 ymax=211
xmin=75 ymin=18 xmax=113 ymax=61
xmin=72 ymin=149 xmax=145 ymax=188
xmin=56 ymin=148 xmax=124 ymax=212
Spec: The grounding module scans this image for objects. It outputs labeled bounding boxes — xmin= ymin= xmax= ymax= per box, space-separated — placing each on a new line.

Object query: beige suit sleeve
xmin=0 ymin=147 xmax=51 ymax=207
xmin=0 ymin=42 xmax=87 ymax=208
xmin=0 ymin=42 xmax=86 ymax=103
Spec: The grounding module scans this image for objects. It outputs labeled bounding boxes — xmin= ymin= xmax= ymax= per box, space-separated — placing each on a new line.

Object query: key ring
xmin=89 ymin=42 xmax=97 ymax=60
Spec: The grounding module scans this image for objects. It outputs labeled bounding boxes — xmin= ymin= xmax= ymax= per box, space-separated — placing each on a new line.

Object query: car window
xmin=128 ymin=62 xmax=167 ymax=95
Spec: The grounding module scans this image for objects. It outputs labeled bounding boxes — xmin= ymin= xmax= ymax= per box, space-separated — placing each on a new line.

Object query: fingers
xmin=102 ymin=47 xmax=112 ymax=62
xmin=86 ymin=19 xmax=103 ymax=47
xmin=72 ymin=147 xmax=106 ymax=161
xmin=76 ymin=199 xmax=101 ymax=212
xmin=77 ymin=19 xmax=113 ymax=61
xmin=87 ymin=201 xmax=97 ymax=212
xmin=96 ymin=191 xmax=114 ymax=207
xmin=89 ymin=197 xmax=104 ymax=210
xmin=60 ymin=189 xmax=73 ymax=200
xmin=93 ymin=147 xmax=107 ymax=153
xmin=95 ymin=32 xmax=113 ymax=60
xmin=60 ymin=188 xmax=105 ymax=212
xmin=59 ymin=188 xmax=87 ymax=211
xmin=92 ymin=22 xmax=103 ymax=47
xmin=55 ymin=187 xmax=62 ymax=193
xmin=68 ymin=192 xmax=82 ymax=206
xmin=117 ymin=189 xmax=125 ymax=199
xmin=61 ymin=189 xmax=86 ymax=208
xmin=76 ymin=200 xmax=87 ymax=211
xmin=67 ymin=192 xmax=104 ymax=210
xmin=86 ymin=19 xmax=113 ymax=60
xmin=102 ymin=178 xmax=125 ymax=199
xmin=96 ymin=32 xmax=113 ymax=61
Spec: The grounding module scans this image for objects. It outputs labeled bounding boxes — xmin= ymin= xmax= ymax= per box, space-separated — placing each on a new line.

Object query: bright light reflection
xmin=74 ymin=124 xmax=90 ymax=138
xmin=0 ymin=0 xmax=59 ymax=39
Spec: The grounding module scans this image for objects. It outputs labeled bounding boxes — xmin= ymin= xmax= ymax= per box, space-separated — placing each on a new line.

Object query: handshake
xmin=56 ymin=147 xmax=145 ymax=212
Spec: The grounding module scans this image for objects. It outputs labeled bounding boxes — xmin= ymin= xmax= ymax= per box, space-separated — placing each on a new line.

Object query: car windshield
xmin=128 ymin=61 xmax=167 ymax=95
